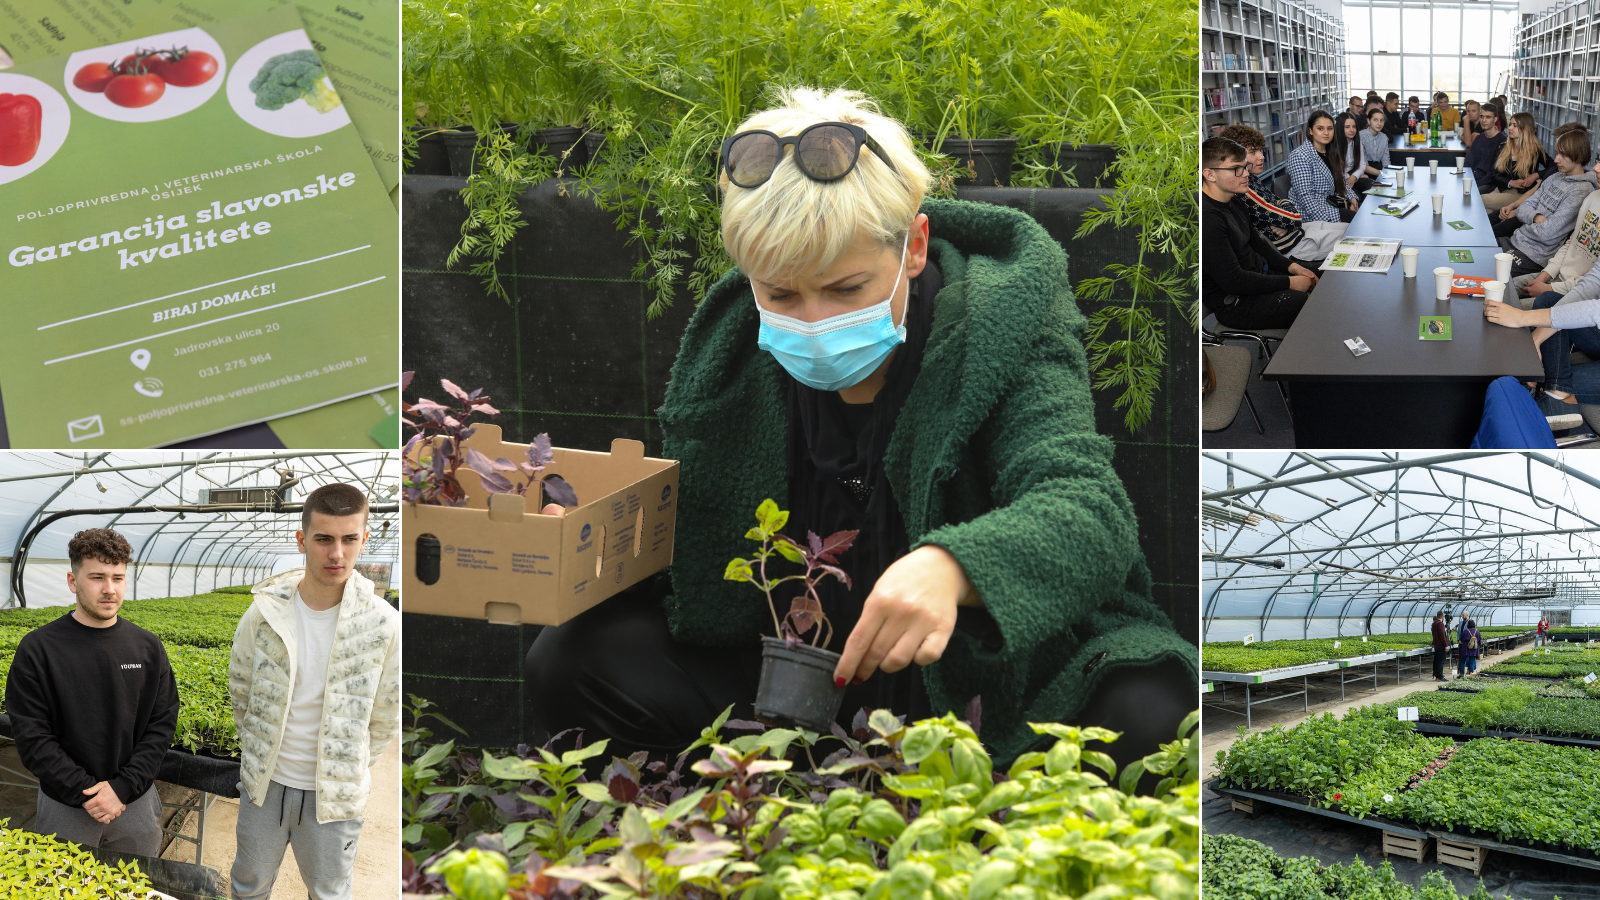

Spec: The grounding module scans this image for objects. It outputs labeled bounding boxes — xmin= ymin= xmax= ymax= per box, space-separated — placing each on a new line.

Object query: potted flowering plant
xmin=724 ymin=499 xmax=857 ymax=732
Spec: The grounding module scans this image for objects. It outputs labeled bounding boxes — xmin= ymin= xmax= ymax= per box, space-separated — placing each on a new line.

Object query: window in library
xmin=1342 ymin=0 xmax=1518 ymax=100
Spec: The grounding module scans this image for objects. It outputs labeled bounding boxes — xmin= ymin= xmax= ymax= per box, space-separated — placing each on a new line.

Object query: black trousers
xmin=1433 ymin=646 xmax=1446 ymax=679
xmin=1213 ymin=290 xmax=1310 ymax=331
xmin=1492 ymin=215 xmax=1525 ymax=239
xmin=526 ymin=584 xmax=1194 ymax=774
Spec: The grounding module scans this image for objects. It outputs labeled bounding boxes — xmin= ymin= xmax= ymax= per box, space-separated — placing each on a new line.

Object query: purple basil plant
xmin=724 ymin=499 xmax=857 ymax=650
xmin=401 ymin=371 xmax=578 ymax=509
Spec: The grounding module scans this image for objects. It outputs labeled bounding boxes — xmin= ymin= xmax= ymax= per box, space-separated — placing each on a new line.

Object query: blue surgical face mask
xmin=754 ymin=231 xmax=911 ymax=392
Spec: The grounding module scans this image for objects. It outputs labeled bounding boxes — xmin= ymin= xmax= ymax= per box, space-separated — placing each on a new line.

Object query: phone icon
xmin=134 ymin=377 xmax=164 ymax=398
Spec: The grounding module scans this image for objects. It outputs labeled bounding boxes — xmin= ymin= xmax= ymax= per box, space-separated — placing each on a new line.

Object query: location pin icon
xmin=131 ymin=349 xmax=151 ymax=371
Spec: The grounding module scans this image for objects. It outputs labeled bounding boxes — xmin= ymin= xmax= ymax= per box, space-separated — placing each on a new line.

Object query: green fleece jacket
xmin=655 ymin=197 xmax=1195 ymax=764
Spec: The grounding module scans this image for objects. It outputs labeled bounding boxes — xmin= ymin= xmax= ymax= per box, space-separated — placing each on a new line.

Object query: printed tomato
xmin=72 ymin=62 xmax=118 ymax=93
xmin=105 ymin=73 xmax=166 ymax=108
xmin=158 ymin=50 xmax=217 ymax=87
xmin=0 ymin=93 xmax=43 ymax=167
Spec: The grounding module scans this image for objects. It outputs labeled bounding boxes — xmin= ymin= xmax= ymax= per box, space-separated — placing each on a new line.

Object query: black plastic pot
xmin=582 ymin=129 xmax=608 ymax=166
xmin=1052 ymin=142 xmax=1119 ymax=189
xmin=754 ymin=637 xmax=845 ymax=732
xmin=936 ymin=136 xmax=1018 ymax=187
xmin=409 ymin=127 xmax=451 ymax=176
xmin=536 ymin=125 xmax=590 ymax=169
xmin=441 ymin=128 xmax=481 ymax=177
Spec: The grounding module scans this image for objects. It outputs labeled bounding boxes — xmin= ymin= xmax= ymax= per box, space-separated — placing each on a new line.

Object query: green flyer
xmin=1448 ymin=249 xmax=1474 ymax=263
xmin=0 ymin=6 xmax=397 ymax=448
xmin=1420 ymin=316 xmax=1453 ymax=340
xmin=0 ymin=0 xmax=400 ymax=193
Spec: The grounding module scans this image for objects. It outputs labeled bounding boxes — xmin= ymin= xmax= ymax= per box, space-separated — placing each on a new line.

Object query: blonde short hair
xmin=719 ymin=87 xmax=931 ymax=284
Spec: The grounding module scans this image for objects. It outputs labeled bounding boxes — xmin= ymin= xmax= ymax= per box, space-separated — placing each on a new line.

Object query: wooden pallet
xmin=1231 ymin=797 xmax=1255 ymax=816
xmin=1382 ymin=831 xmax=1431 ymax=863
xmin=1438 ymin=839 xmax=1487 ymax=874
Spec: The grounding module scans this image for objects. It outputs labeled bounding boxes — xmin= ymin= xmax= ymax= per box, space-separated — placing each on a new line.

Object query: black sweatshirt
xmin=1202 ymin=191 xmax=1293 ymax=314
xmin=5 ymin=613 xmax=179 ymax=806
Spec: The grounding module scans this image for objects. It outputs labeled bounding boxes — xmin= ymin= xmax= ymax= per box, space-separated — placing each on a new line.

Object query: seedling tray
xmin=1208 ymin=779 xmax=1600 ymax=870
xmin=1411 ymin=721 xmax=1600 ymax=749
xmin=0 ymin=715 xmax=240 ymax=797
xmin=86 ymin=846 xmax=223 ymax=900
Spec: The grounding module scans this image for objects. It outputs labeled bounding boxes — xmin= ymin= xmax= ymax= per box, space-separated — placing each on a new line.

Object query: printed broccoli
xmin=248 ymin=50 xmax=341 ymax=113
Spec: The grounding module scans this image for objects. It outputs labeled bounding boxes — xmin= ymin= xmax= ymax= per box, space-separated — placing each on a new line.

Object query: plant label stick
xmin=1397 ymin=706 xmax=1419 ymax=721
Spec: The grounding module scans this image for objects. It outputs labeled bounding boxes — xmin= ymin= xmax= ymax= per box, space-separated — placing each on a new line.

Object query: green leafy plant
xmin=724 ymin=499 xmax=857 ymax=648
xmin=0 ymin=821 xmax=154 ymax=897
xmin=1204 ymin=833 xmax=1533 ymax=900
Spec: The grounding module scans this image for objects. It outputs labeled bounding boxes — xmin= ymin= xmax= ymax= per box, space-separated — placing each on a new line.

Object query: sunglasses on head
xmin=719 ymin=121 xmax=899 ymax=189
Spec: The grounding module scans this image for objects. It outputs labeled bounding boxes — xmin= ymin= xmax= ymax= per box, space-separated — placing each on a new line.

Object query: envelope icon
xmin=67 ymin=415 xmax=104 ymax=443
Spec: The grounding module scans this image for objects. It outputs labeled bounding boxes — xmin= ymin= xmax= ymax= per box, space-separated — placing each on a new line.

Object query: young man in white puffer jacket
xmin=229 ymin=483 xmax=400 ymax=900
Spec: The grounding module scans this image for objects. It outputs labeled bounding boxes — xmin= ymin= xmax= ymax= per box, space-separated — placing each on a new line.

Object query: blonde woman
xmin=1484 ymin=111 xmax=1551 ymax=212
xmin=524 ymin=88 xmax=1195 ymax=771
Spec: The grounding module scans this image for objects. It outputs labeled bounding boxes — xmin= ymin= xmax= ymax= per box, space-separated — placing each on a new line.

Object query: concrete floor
xmin=1201 ymin=637 xmax=1600 ymax=895
xmin=161 ymin=740 xmax=400 ymax=900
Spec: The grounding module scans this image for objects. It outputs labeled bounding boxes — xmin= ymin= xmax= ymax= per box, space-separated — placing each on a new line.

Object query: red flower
xmin=1333 ymin=793 xmax=1342 ymax=800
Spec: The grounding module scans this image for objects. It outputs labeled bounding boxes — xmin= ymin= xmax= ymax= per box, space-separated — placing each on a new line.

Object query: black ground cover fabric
xmin=402 ymin=175 xmax=1197 ymax=747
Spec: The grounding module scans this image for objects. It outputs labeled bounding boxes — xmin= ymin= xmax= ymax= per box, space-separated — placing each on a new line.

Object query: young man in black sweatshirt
xmin=1202 ymin=136 xmax=1318 ymax=329
xmin=6 ymin=528 xmax=179 ymax=855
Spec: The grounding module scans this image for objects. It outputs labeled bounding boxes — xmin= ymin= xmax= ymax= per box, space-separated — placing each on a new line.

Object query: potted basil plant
xmin=724 ymin=500 xmax=857 ymax=732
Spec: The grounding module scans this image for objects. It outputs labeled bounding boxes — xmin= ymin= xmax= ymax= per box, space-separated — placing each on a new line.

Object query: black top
xmin=1202 ymin=191 xmax=1292 ymax=312
xmin=1382 ymin=109 xmax=1407 ymax=138
xmin=5 ymin=613 xmax=179 ymax=806
xmin=1492 ymin=145 xmax=1550 ymax=192
xmin=1464 ymin=129 xmax=1507 ymax=193
xmin=782 ymin=257 xmax=996 ymax=717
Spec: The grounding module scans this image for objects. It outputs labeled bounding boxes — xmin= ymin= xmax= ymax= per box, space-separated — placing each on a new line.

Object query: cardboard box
xmin=401 ymin=425 xmax=679 ymax=625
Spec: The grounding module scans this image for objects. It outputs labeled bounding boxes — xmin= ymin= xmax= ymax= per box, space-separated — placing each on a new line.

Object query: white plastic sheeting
xmin=0 ymin=451 xmax=398 ymax=608
xmin=1203 ymin=452 xmax=1600 ymax=642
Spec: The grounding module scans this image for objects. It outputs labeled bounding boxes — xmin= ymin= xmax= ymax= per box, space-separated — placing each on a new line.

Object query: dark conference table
xmin=1389 ymin=132 xmax=1469 ymax=163
xmin=1263 ymin=177 xmax=1542 ymax=447
xmin=1343 ymin=167 xmax=1492 ymax=245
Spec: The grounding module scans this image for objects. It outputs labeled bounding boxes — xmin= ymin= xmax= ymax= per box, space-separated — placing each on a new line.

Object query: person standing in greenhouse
xmin=525 ymin=87 xmax=1196 ymax=772
xmin=6 ymin=528 xmax=178 ymax=856
xmin=1432 ymin=611 xmax=1450 ymax=681
xmin=1456 ymin=614 xmax=1472 ymax=677
xmin=1459 ymin=620 xmax=1484 ymax=674
xmin=229 ymin=484 xmax=400 ymax=900
xmin=1538 ymin=615 xmax=1549 ymax=646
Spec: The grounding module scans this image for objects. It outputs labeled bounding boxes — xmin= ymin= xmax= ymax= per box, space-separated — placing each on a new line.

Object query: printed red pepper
xmin=0 ymin=93 xmax=43 ymax=167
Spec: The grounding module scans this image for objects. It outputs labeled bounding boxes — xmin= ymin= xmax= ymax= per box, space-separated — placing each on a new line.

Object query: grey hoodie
xmin=1512 ymin=173 xmax=1595 ymax=265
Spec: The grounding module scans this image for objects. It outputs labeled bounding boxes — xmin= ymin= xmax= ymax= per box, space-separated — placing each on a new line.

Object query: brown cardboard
xmin=401 ymin=424 xmax=679 ymax=624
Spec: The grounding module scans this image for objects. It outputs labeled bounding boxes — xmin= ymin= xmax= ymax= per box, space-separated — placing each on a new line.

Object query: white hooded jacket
xmin=229 ymin=568 xmax=400 ymax=822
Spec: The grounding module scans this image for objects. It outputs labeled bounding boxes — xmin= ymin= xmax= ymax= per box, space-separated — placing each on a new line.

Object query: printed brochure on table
xmin=0 ymin=7 xmax=397 ymax=448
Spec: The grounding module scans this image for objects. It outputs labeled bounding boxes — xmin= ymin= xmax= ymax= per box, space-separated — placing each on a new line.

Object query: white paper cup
xmin=1430 ymin=160 xmax=1438 ymax=176
xmin=1398 ymin=170 xmax=1407 ymax=191
xmin=1456 ymin=156 xmax=1465 ymax=171
xmin=1407 ymin=156 xmax=1416 ymax=173
xmin=1463 ymin=177 xmax=1472 ymax=198
xmin=1432 ymin=193 xmax=1444 ymax=214
xmin=1434 ymin=267 xmax=1454 ymax=300
xmin=1495 ymin=252 xmax=1514 ymax=283
xmin=1401 ymin=247 xmax=1420 ymax=277
xmin=1485 ymin=280 xmax=1506 ymax=303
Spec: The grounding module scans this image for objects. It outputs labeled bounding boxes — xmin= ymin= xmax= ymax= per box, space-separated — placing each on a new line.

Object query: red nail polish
xmin=852 ymin=676 xmax=864 ymax=684
xmin=834 ymin=677 xmax=846 ymax=688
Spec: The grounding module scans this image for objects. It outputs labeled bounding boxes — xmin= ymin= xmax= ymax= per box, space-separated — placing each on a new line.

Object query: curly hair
xmin=68 ymin=528 xmax=132 ymax=569
xmin=1218 ymin=124 xmax=1266 ymax=152
xmin=301 ymin=483 xmax=369 ymax=531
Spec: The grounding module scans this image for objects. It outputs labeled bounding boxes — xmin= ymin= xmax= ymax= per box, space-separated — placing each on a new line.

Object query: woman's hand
xmin=1499 ymin=205 xmax=1517 ymax=220
xmin=832 ymin=545 xmax=979 ymax=686
xmin=1484 ymin=297 xmax=1535 ymax=328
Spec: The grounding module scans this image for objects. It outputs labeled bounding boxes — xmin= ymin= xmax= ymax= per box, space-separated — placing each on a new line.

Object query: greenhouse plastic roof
xmin=0 ymin=450 xmax=398 ymax=605
xmin=1203 ymin=452 xmax=1600 ymax=640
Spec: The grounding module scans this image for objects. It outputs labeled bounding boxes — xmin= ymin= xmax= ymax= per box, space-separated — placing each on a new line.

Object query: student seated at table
xmin=1466 ymin=104 xmax=1508 ymax=203
xmin=1461 ymin=99 xmax=1483 ymax=149
xmin=1485 ymin=284 xmax=1600 ymax=418
xmin=1493 ymin=130 xmax=1592 ymax=278
xmin=1401 ymin=96 xmax=1426 ymax=134
xmin=1219 ymin=125 xmax=1305 ymax=260
xmin=1289 ymin=111 xmax=1357 ymax=224
xmin=1202 ymin=137 xmax=1319 ymax=330
xmin=1333 ymin=112 xmax=1370 ymax=196
xmin=1512 ymin=158 xmax=1600 ymax=307
xmin=1360 ymin=108 xmax=1391 ymax=179
xmin=1433 ymin=92 xmax=1460 ymax=131
xmin=1382 ymin=93 xmax=1406 ymax=138
xmin=1347 ymin=95 xmax=1366 ymax=121
xmin=1484 ymin=112 xmax=1552 ymax=214
xmin=1498 ymin=123 xmax=1593 ymax=228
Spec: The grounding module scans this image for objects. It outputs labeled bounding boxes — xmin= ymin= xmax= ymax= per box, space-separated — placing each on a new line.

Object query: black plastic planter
xmin=582 ymin=129 xmax=608 ymax=166
xmin=937 ymin=137 xmax=1018 ymax=187
xmin=1053 ymin=142 xmax=1119 ymax=189
xmin=441 ymin=128 xmax=481 ymax=177
xmin=410 ymin=127 xmax=451 ymax=176
xmin=536 ymin=125 xmax=590 ymax=169
xmin=754 ymin=637 xmax=846 ymax=732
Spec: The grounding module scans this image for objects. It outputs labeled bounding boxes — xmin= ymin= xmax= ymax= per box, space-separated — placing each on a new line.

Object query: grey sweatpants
xmin=232 ymin=781 xmax=362 ymax=900
xmin=33 ymin=784 xmax=162 ymax=856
